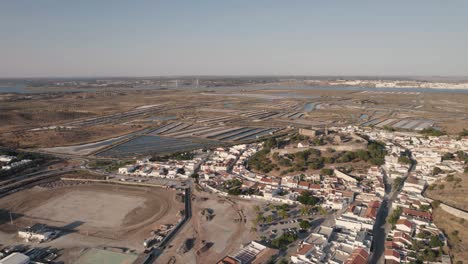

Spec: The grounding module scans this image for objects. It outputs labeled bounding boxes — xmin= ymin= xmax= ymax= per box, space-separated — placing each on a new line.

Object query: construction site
xmin=156 ymin=186 xmax=260 ymax=264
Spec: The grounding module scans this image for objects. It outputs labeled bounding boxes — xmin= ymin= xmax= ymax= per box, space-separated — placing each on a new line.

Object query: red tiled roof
xmin=393 ymin=231 xmax=412 ymax=244
xmin=340 ymin=191 xmax=355 ymax=198
xmin=345 ymin=248 xmax=369 ymax=264
xmin=309 ymin=184 xmax=321 ymax=189
xmin=365 ymin=207 xmax=378 ymax=219
xmin=385 ymin=241 xmax=400 ymax=249
xmin=396 ymin=219 xmax=413 ymax=229
xmin=261 ymin=177 xmax=273 ymax=183
xmin=217 ymin=256 xmax=240 ymax=264
xmin=402 ymin=208 xmax=432 ymax=221
xmin=369 ymin=200 xmax=381 ymax=208
xmin=296 ymin=243 xmax=314 ymax=255
xmin=384 ymin=249 xmax=400 ymax=259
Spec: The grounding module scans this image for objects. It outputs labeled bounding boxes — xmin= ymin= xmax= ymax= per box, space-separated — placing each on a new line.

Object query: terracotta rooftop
xmin=385 ymin=241 xmax=399 ymax=249
xmin=345 ymin=248 xmax=369 ymax=264
xmin=217 ymin=256 xmax=240 ymax=264
xmin=296 ymin=243 xmax=314 ymax=255
xmin=402 ymin=208 xmax=432 ymax=220
xmin=365 ymin=207 xmax=378 ymax=219
xmin=396 ymin=219 xmax=413 ymax=229
xmin=384 ymin=249 xmax=400 ymax=259
xmin=369 ymin=200 xmax=381 ymax=208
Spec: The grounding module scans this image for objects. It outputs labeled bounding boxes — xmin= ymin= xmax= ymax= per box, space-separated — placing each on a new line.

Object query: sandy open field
xmin=27 ymin=190 xmax=146 ymax=228
xmin=0 ymin=183 xmax=178 ymax=239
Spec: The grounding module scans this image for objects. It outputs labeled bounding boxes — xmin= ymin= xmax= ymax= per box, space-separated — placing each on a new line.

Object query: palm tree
xmin=250 ymin=226 xmax=258 ymax=233
xmin=256 ymin=213 xmax=265 ymax=223
xmin=279 ymin=209 xmax=289 ymax=219
xmin=300 ymin=206 xmax=310 ymax=216
xmin=266 ymin=215 xmax=274 ymax=223
xmin=254 ymin=205 xmax=261 ymax=212
xmin=252 ymin=218 xmax=258 ymax=226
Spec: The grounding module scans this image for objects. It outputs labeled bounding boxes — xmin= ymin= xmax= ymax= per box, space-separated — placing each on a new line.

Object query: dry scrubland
xmin=426 ymin=173 xmax=468 ymax=211
xmin=431 ymin=208 xmax=468 ymax=264
xmin=426 ymin=173 xmax=468 ymax=263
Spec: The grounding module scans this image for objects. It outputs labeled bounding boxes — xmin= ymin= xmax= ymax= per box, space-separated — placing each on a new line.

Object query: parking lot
xmin=0 ymin=245 xmax=59 ymax=263
xmin=253 ymin=203 xmax=325 ymax=241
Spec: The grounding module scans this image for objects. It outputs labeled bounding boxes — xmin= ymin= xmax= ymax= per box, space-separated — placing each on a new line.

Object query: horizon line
xmin=1 ymin=74 xmax=468 ymax=80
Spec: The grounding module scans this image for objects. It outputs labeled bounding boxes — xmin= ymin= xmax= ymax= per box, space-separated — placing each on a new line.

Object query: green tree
xmin=256 ymin=213 xmax=265 ymax=223
xmin=432 ymin=167 xmax=442 ymax=176
xmin=279 ymin=209 xmax=289 ymax=219
xmin=460 ymin=129 xmax=468 ymax=137
xmin=398 ymin=156 xmax=412 ymax=164
xmin=356 ymin=149 xmax=371 ymax=161
xmin=387 ymin=207 xmax=402 ymax=227
xmin=367 ymin=141 xmax=387 ymax=165
xmin=297 ymin=191 xmax=319 ymax=206
xmin=442 ymin=152 xmax=455 ymax=161
xmin=429 ymin=235 xmax=444 ymax=248
xmin=300 ymin=206 xmax=310 ymax=216
xmin=254 ymin=205 xmax=261 ymax=212
xmin=320 ymin=168 xmax=334 ymax=176
xmin=383 ymin=125 xmax=395 ymax=132
xmin=266 ymin=215 xmax=275 ymax=223
xmin=299 ymin=220 xmax=311 ymax=230
xmin=393 ymin=177 xmax=404 ymax=190
xmin=318 ymin=206 xmax=327 ymax=215
xmin=420 ymin=127 xmax=445 ymax=137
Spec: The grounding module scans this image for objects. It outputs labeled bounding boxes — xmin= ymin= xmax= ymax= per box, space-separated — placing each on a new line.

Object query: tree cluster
xmin=387 ymin=206 xmax=402 ymax=227
xmin=149 ymin=151 xmax=195 ymax=162
xmin=270 ymin=232 xmax=298 ymax=249
xmin=297 ymin=191 xmax=319 ymax=206
xmin=420 ymin=127 xmax=445 ymax=137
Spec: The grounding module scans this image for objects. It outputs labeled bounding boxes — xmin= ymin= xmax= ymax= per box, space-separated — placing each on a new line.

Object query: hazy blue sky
xmin=1 ymin=0 xmax=468 ymax=77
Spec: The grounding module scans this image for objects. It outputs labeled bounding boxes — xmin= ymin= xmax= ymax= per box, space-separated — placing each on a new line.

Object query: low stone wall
xmin=439 ymin=203 xmax=468 ymax=220
xmin=200 ymin=183 xmax=297 ymax=204
xmin=272 ymin=143 xmax=367 ymax=155
xmin=423 ymin=192 xmax=468 ymax=220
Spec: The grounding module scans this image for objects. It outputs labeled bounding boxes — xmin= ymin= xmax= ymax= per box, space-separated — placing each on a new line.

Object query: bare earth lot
xmin=157 ymin=187 xmax=259 ymax=264
xmin=27 ymin=190 xmax=146 ymax=228
xmin=0 ymin=183 xmax=183 ymax=255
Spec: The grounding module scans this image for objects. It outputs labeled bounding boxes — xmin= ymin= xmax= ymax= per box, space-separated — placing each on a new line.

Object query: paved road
xmin=0 ymin=168 xmax=74 ymax=198
xmin=370 ymin=146 xmax=415 ymax=264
